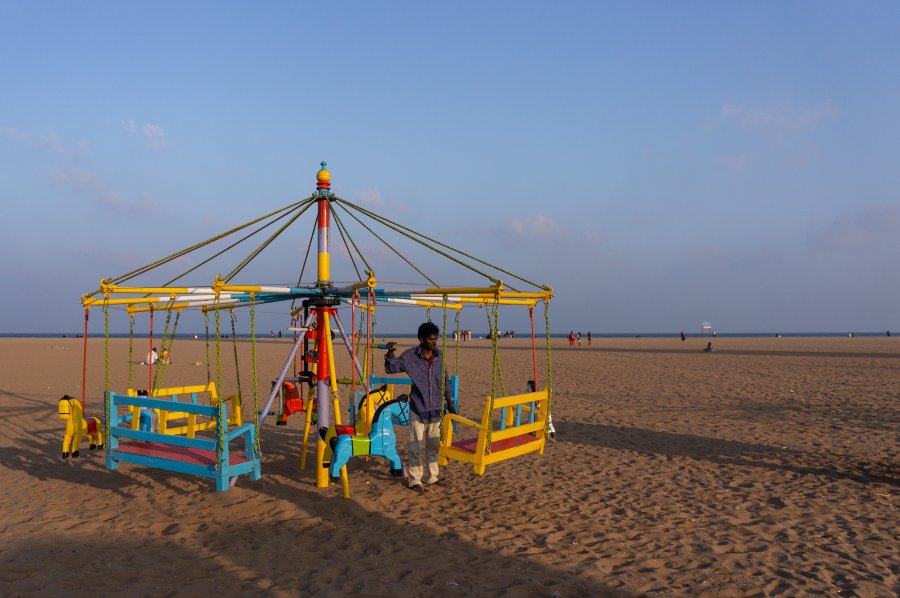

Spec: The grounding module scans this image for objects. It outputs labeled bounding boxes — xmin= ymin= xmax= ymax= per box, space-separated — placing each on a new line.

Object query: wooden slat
xmin=490 ymin=390 xmax=548 ymax=409
xmin=492 ymin=421 xmax=543 ymax=441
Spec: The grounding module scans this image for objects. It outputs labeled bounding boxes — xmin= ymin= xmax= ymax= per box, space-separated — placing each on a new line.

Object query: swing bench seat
xmin=439 ymin=388 xmax=549 ymax=475
xmin=106 ymin=391 xmax=261 ymax=492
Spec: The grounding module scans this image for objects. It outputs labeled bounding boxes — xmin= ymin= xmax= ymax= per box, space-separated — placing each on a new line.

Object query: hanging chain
xmin=103 ymin=298 xmax=111 ymax=445
xmin=152 ymin=301 xmax=175 ymax=390
xmin=485 ymin=301 xmax=499 ymax=454
xmin=544 ymin=299 xmax=553 ymax=436
xmin=204 ymin=311 xmax=211 ymax=385
xmin=128 ymin=314 xmax=135 ymax=390
xmin=215 ymin=302 xmax=223 ymax=395
xmin=454 ymin=308 xmax=460 ymax=376
xmin=369 ymin=289 xmax=377 ymax=378
xmin=439 ymin=296 xmax=448 ymax=437
xmin=250 ymin=294 xmax=261 ymax=457
xmin=492 ymin=301 xmax=506 ymax=397
xmin=154 ymin=308 xmax=179 ymax=391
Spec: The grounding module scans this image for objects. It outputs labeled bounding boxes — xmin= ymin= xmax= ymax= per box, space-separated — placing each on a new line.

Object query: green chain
xmin=215 ymin=303 xmax=223 ymax=396
xmin=250 ymin=295 xmax=261 ymax=457
xmin=204 ymin=311 xmax=211 ymax=385
xmin=154 ymin=308 xmax=179 ymax=391
xmin=216 ymin=402 xmax=225 ymax=471
xmin=103 ymin=301 xmax=111 ymax=446
xmin=544 ymin=299 xmax=553 ymax=436
xmin=214 ymin=300 xmax=224 ymax=469
xmin=152 ymin=301 xmax=174 ymax=390
xmin=369 ymin=296 xmax=377 ymax=378
xmin=454 ymin=308 xmax=460 ymax=376
xmin=485 ymin=301 xmax=499 ymax=454
xmin=491 ymin=301 xmax=506 ymax=397
xmin=439 ymin=297 xmax=448 ymax=437
xmin=128 ymin=314 xmax=134 ymax=390
xmin=441 ymin=297 xmax=447 ymax=404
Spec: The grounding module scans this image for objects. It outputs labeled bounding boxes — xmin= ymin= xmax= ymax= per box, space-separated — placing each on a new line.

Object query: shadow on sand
xmin=557 ymin=421 xmax=899 ymax=488
xmin=3 ymin=418 xmax=626 ymax=596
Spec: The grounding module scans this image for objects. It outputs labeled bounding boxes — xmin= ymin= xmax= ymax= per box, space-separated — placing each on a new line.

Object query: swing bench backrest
xmin=439 ymin=388 xmax=549 ymax=475
xmin=126 ymin=382 xmax=242 ymax=437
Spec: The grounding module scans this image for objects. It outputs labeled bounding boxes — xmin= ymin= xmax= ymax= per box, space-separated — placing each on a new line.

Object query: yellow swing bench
xmin=438 ymin=388 xmax=550 ymax=475
xmin=439 ymin=298 xmax=552 ymax=474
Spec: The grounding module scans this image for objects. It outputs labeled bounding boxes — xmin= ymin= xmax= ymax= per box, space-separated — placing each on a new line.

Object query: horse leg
xmin=328 ymin=437 xmax=352 ymax=479
xmin=70 ymin=421 xmax=86 ymax=458
xmin=371 ymin=421 xmax=403 ymax=476
xmin=62 ymin=421 xmax=74 ymax=459
xmin=381 ymin=429 xmax=403 ymax=475
xmin=93 ymin=418 xmax=105 ymax=449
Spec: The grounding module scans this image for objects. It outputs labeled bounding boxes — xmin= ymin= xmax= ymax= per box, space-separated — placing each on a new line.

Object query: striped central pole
xmin=314 ymin=162 xmax=333 ymax=488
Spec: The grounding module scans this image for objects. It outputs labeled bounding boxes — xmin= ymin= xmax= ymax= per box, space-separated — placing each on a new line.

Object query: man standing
xmin=385 ymin=322 xmax=455 ymax=493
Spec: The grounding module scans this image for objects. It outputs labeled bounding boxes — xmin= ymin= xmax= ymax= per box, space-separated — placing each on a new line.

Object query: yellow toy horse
xmin=58 ymin=395 xmax=104 ymax=458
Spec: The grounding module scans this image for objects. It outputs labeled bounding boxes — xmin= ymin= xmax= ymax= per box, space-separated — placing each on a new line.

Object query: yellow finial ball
xmin=317 ymin=169 xmax=330 ymax=183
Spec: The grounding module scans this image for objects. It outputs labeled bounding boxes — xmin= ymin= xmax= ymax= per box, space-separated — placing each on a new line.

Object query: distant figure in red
xmin=568 ymin=331 xmax=575 ymax=346
xmin=587 ymin=332 xmax=592 ymax=345
xmin=680 ymin=331 xmax=686 ymax=341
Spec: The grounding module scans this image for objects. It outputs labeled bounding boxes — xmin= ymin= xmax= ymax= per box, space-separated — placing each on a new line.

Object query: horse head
xmin=374 ymin=394 xmax=408 ymax=427
xmin=58 ymin=395 xmax=80 ymax=421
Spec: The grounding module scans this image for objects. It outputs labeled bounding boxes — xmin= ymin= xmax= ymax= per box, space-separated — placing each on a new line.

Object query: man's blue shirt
xmin=384 ymin=345 xmax=449 ymax=423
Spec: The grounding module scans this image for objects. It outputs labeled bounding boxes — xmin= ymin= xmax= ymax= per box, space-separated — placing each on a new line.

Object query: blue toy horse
xmin=328 ymin=396 xmax=409 ymax=479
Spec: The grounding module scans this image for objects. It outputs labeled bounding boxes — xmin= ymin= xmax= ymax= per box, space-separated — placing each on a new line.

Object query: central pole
xmin=314 ymin=162 xmax=333 ymax=488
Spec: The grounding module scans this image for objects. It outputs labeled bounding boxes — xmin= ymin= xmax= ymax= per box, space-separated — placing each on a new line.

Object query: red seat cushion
xmin=116 ymin=441 xmax=250 ymax=466
xmin=451 ymin=433 xmax=537 ymax=455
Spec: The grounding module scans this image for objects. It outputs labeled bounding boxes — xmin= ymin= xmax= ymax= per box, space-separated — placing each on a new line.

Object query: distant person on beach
xmin=384 ymin=322 xmax=455 ymax=494
xmin=576 ymin=332 xmax=582 ymax=346
xmin=160 ymin=348 xmax=170 ymax=365
xmin=144 ymin=348 xmax=158 ymax=365
xmin=704 ymin=342 xmax=714 ymax=352
xmin=568 ymin=331 xmax=575 ymax=346
xmin=587 ymin=332 xmax=592 ymax=346
xmin=680 ymin=331 xmax=686 ymax=342
xmin=887 ymin=330 xmax=891 ymax=337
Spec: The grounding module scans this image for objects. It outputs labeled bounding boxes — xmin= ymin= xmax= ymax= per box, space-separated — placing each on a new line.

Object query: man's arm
xmin=384 ymin=342 xmax=404 ymax=374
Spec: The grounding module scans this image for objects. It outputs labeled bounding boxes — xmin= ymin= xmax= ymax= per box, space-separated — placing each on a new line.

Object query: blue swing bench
xmin=105 ymin=391 xmax=261 ymax=492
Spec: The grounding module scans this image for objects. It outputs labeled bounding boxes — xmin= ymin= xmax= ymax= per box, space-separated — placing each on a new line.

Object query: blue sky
xmin=1 ymin=2 xmax=899 ymax=335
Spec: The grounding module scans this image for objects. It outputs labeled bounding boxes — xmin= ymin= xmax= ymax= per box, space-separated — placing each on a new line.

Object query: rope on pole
xmin=223 ymin=200 xmax=316 ymax=283
xmin=91 ymin=197 xmax=313 ymax=295
xmin=336 ymin=197 xmax=548 ymax=291
xmin=332 ymin=201 xmax=437 ymax=286
xmin=157 ymin=200 xmax=314 ymax=292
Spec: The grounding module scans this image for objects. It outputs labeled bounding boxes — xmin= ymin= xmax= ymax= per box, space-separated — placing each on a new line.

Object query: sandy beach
xmin=0 ymin=335 xmax=897 ymax=597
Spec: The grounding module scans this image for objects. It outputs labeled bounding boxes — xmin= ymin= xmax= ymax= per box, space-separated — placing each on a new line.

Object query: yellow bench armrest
xmin=444 ymin=413 xmax=483 ymax=429
xmin=215 ymin=394 xmax=240 ymax=405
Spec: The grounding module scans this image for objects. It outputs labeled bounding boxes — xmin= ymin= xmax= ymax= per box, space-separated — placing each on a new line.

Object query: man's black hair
xmin=417 ymin=321 xmax=440 ymax=340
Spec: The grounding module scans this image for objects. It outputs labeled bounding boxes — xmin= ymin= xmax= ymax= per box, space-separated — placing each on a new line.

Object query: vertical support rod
xmin=81 ymin=307 xmax=89 ymax=409
xmin=148 ymin=308 xmax=154 ymax=393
